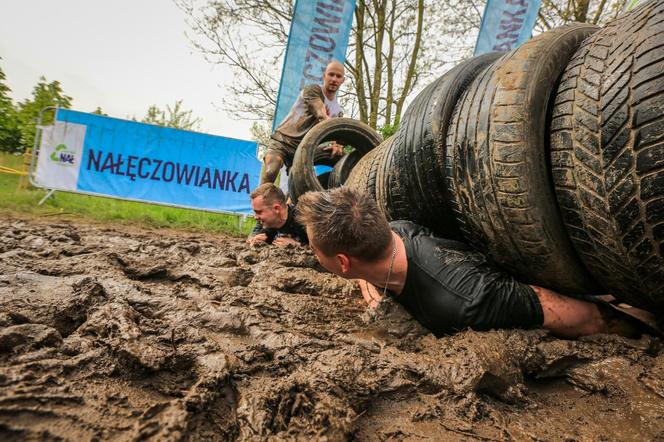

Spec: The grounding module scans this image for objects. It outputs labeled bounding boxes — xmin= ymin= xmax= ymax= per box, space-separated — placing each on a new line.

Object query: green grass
xmin=0 ymin=152 xmax=256 ymax=236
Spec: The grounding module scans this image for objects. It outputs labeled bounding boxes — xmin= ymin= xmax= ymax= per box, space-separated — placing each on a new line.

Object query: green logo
xmin=50 ymin=144 xmax=75 ymax=165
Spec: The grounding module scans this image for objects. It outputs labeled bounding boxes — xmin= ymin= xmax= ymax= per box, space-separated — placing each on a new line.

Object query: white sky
xmin=0 ymin=0 xmax=254 ymax=140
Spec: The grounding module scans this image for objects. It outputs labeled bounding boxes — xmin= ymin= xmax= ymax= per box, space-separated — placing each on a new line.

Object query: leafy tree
xmin=177 ymin=0 xmax=628 ymax=130
xmin=15 ymin=76 xmax=72 ymax=152
xmin=0 ymin=62 xmax=21 ymax=153
xmin=91 ymin=106 xmax=108 ymax=116
xmin=176 ymin=0 xmax=450 ymax=130
xmin=378 ymin=122 xmax=398 ymax=139
xmin=141 ymin=99 xmax=202 ymax=130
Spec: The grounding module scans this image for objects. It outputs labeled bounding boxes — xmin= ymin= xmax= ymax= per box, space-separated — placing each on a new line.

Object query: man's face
xmin=323 ymin=63 xmax=345 ymax=94
xmin=306 ymin=226 xmax=345 ymax=276
xmin=252 ymin=196 xmax=283 ymax=228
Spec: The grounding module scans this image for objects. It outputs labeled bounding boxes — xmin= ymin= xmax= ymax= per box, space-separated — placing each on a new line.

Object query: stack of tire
xmin=346 ymin=0 xmax=664 ymax=312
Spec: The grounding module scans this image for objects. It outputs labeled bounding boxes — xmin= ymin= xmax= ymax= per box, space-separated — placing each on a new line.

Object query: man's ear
xmin=336 ymin=253 xmax=351 ymax=274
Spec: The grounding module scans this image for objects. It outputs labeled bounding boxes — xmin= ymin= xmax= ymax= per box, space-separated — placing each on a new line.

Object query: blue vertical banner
xmin=474 ymin=0 xmax=542 ymax=55
xmin=272 ymin=0 xmax=357 ymax=129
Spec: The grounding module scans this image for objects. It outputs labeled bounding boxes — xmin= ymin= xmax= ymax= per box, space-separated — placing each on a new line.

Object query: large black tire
xmin=328 ymin=149 xmax=364 ymax=188
xmin=346 ymin=137 xmax=393 ymax=200
xmin=447 ymin=24 xmax=600 ymax=294
xmin=387 ymin=52 xmax=503 ymax=238
xmin=289 ymin=118 xmax=382 ymax=202
xmin=550 ymin=0 xmax=664 ymax=310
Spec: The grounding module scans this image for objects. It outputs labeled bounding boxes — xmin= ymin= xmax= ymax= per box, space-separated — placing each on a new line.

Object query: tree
xmin=141 ymin=99 xmax=202 ymax=131
xmin=91 ymin=106 xmax=108 ymax=116
xmin=15 ymin=77 xmax=72 ymax=152
xmin=177 ymin=0 xmax=628 ymax=131
xmin=536 ymin=0 xmax=628 ymax=30
xmin=0 ymin=61 xmax=21 ymax=153
xmin=176 ymin=0 xmax=454 ymax=131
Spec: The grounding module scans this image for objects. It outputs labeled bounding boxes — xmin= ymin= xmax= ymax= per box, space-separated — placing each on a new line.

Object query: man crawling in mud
xmin=296 ymin=187 xmax=656 ymax=338
xmin=247 ymin=183 xmax=308 ymax=247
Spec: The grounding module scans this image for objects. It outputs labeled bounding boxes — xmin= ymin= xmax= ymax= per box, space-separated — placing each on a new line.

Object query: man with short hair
xmin=247 ymin=183 xmax=308 ymax=247
xmin=296 ymin=187 xmax=653 ymax=338
xmin=261 ymin=60 xmax=346 ymax=184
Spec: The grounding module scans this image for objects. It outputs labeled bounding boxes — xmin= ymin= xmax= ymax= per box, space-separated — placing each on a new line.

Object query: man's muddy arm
xmin=532 ymin=286 xmax=650 ymax=338
xmin=303 ymin=85 xmax=328 ymax=122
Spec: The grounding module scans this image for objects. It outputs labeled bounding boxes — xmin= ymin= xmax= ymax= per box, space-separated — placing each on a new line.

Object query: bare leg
xmin=531 ymin=285 xmax=641 ymax=338
xmin=260 ymin=153 xmax=285 ymax=185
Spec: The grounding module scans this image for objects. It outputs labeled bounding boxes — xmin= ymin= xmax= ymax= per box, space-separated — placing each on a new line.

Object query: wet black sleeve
xmin=390 ymin=221 xmax=544 ymax=335
xmin=249 ymin=221 xmax=277 ymax=244
xmin=282 ymin=206 xmax=308 ymax=245
xmin=250 ymin=222 xmax=265 ymax=238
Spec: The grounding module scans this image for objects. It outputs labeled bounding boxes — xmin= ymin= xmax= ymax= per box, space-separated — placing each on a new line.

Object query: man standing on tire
xmin=295 ymin=187 xmax=657 ymax=338
xmin=261 ymin=60 xmax=346 ymax=185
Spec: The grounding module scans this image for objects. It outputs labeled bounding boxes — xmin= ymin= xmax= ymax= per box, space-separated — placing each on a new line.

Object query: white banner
xmin=35 ymin=121 xmax=86 ymax=191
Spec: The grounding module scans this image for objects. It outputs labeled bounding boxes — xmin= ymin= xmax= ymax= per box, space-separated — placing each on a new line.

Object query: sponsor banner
xmin=474 ymin=0 xmax=542 ymax=55
xmin=35 ymin=121 xmax=86 ymax=191
xmin=272 ymin=0 xmax=356 ymax=129
xmin=34 ymin=109 xmax=261 ymax=214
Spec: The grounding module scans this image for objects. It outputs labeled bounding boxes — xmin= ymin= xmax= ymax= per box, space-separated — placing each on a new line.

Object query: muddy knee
xmin=261 ymin=153 xmax=285 ymax=184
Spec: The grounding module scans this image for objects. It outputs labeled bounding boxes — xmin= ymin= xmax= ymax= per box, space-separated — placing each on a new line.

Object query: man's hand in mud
xmin=246 ymin=233 xmax=268 ymax=246
xmin=357 ymin=279 xmax=383 ymax=308
xmin=272 ymin=235 xmax=300 ymax=247
xmin=323 ymin=141 xmax=344 ymax=158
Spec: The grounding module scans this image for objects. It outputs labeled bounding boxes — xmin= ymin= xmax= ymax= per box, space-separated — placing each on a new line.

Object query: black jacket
xmin=389 ymin=221 xmax=543 ymax=335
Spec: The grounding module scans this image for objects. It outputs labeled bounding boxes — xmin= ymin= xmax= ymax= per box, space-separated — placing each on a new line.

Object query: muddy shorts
xmin=266 ymin=137 xmax=298 ymax=170
xmin=266 ymin=137 xmax=334 ymax=172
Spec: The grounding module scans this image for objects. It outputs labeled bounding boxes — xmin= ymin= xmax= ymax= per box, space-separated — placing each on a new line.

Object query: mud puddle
xmin=1 ymin=216 xmax=663 ymax=441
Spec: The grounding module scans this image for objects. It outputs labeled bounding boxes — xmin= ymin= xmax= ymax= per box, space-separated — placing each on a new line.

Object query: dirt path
xmin=1 ymin=216 xmax=663 ymax=441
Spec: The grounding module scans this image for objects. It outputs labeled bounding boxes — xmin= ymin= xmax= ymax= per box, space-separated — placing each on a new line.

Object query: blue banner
xmin=474 ymin=0 xmax=542 ymax=55
xmin=49 ymin=109 xmax=260 ymax=214
xmin=272 ymin=0 xmax=357 ymax=129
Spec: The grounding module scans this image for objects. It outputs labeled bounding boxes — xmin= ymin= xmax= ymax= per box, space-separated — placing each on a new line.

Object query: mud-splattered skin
xmin=1 ymin=216 xmax=663 ymax=441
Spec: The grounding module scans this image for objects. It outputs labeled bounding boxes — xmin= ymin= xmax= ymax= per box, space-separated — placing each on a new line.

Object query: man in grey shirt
xmin=261 ymin=60 xmax=346 ymax=184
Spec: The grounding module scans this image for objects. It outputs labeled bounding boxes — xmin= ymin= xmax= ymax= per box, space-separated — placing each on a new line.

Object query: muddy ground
xmin=1 ymin=216 xmax=664 ymax=441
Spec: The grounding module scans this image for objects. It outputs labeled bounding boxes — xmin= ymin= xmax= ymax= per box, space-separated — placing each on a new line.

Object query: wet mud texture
xmin=1 ymin=216 xmax=664 ymax=441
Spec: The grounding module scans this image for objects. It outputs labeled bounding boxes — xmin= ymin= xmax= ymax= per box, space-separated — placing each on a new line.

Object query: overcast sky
xmin=0 ymin=0 xmax=254 ymax=140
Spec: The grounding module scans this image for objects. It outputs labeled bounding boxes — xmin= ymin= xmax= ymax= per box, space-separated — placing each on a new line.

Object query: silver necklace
xmin=382 ymin=235 xmax=397 ymax=298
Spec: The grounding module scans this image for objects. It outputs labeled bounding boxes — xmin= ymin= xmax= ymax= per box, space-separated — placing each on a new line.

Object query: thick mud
xmin=1 ymin=216 xmax=664 ymax=441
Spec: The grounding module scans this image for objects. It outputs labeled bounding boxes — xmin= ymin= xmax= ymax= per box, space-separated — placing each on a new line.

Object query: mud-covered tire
xmin=289 ymin=118 xmax=382 ymax=202
xmin=375 ymin=135 xmax=401 ymax=219
xmin=447 ymin=24 xmax=600 ymax=294
xmin=550 ymin=0 xmax=664 ymax=310
xmin=388 ymin=52 xmax=503 ymax=238
xmin=367 ymin=138 xmax=391 ymax=201
xmin=345 ymin=150 xmax=375 ymax=194
xmin=328 ymin=149 xmax=364 ymax=188
xmin=346 ymin=137 xmax=393 ymax=200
